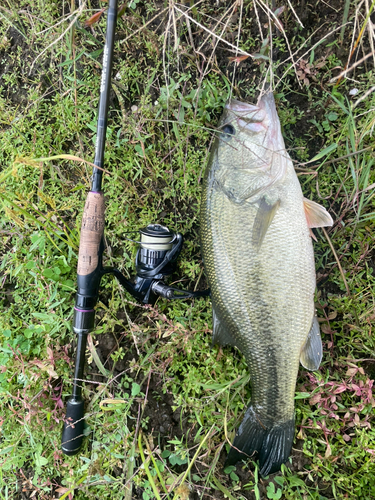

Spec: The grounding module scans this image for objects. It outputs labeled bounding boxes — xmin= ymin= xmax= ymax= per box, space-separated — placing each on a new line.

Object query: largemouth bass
xmin=200 ymin=92 xmax=333 ymax=476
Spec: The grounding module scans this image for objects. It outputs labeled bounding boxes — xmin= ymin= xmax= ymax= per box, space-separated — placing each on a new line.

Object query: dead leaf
xmin=55 ymin=487 xmax=70 ymax=494
xmin=310 ymin=393 xmax=321 ymax=405
xmin=346 ymin=367 xmax=358 ymax=377
xmin=118 ymin=3 xmax=127 ymax=17
xmin=297 ymin=427 xmax=306 ymax=439
xmin=30 ymin=360 xmax=58 ymax=378
xmin=228 ymin=54 xmax=250 ymax=64
xmin=85 ymin=8 xmax=106 ymax=27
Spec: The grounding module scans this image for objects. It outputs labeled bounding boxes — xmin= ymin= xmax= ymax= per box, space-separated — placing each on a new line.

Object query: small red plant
xmin=300 ymin=363 xmax=374 ymax=443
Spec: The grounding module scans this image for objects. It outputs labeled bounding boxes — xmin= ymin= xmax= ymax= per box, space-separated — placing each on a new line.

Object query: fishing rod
xmin=61 ymin=0 xmax=208 ymax=456
xmin=60 ymin=0 xmax=118 ymax=456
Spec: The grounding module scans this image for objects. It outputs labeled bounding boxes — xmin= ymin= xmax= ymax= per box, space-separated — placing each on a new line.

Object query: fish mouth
xmin=226 ymin=98 xmax=259 ymax=114
xmin=225 ymin=98 xmax=267 ymax=126
xmin=223 ymin=98 xmax=267 ymax=133
xmin=225 ymin=99 xmax=261 ymax=116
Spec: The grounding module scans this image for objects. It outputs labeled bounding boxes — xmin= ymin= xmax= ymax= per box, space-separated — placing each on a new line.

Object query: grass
xmin=0 ymin=0 xmax=375 ymax=499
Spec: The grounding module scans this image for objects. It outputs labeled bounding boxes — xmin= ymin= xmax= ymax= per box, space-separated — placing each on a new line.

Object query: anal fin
xmin=300 ymin=315 xmax=323 ymax=371
xmin=212 ymin=307 xmax=236 ymax=347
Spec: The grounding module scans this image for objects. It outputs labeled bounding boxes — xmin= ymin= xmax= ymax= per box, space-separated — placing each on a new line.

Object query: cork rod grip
xmin=77 ymin=192 xmax=105 ymax=276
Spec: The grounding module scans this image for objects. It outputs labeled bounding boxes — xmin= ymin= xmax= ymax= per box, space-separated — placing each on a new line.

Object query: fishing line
xmin=230 ymin=0 xmax=244 ymax=100
xmin=163 ymin=4 xmax=178 ymax=228
xmin=268 ymin=8 xmax=274 ymax=91
xmin=123 ymin=233 xmax=179 ymax=245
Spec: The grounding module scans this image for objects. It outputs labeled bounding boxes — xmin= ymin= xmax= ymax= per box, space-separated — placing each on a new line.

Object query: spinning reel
xmin=62 ymin=222 xmax=208 ymax=455
xmin=112 ymin=223 xmax=207 ymax=303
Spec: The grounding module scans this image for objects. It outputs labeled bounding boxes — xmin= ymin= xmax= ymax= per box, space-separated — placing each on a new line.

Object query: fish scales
xmin=200 ymin=92 xmax=333 ymax=475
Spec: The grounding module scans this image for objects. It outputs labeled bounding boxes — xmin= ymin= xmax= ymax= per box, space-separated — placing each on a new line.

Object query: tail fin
xmin=225 ymin=406 xmax=294 ymax=476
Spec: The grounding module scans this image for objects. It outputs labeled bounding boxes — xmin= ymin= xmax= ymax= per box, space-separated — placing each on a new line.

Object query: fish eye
xmin=222 ymin=124 xmax=235 ymax=136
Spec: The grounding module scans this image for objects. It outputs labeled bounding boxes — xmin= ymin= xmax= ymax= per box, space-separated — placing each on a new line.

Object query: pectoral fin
xmin=303 ymin=198 xmax=333 ymax=228
xmin=252 ymin=198 xmax=280 ymax=249
xmin=300 ymin=315 xmax=323 ymax=371
xmin=212 ymin=308 xmax=236 ymax=347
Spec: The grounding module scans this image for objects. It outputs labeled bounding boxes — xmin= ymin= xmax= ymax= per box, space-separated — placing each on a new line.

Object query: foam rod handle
xmin=77 ymin=191 xmax=105 ymax=276
xmin=61 ymin=397 xmax=85 ymax=455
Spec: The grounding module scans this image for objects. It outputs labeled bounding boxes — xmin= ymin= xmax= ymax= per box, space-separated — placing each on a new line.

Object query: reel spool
xmin=137 ymin=224 xmax=176 ymax=275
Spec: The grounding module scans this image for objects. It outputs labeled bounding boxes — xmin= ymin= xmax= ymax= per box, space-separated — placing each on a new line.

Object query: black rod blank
xmin=91 ymin=0 xmax=118 ymax=193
